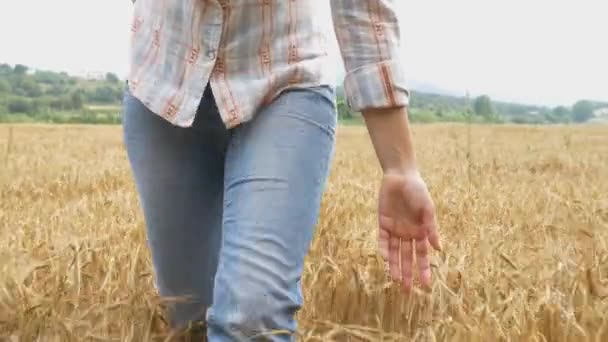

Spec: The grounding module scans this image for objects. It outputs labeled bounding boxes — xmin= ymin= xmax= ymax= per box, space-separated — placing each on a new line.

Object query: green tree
xmin=551 ymin=106 xmax=571 ymax=122
xmin=71 ymin=91 xmax=84 ymax=110
xmin=336 ymin=99 xmax=352 ymax=119
xmin=46 ymin=83 xmax=67 ymax=96
xmin=32 ymin=97 xmax=53 ymax=113
xmin=105 ymin=72 xmax=120 ymax=83
xmin=572 ymin=100 xmax=594 ymax=123
xmin=553 ymin=106 xmax=570 ymax=117
xmin=13 ymin=64 xmax=28 ymax=75
xmin=20 ymin=78 xmax=43 ymax=97
xmin=473 ymin=95 xmax=494 ymax=117
xmin=0 ymin=63 xmax=12 ymax=75
xmin=435 ymin=107 xmax=444 ymax=118
xmin=8 ymin=97 xmax=33 ymax=113
xmin=89 ymin=86 xmax=120 ymax=103
xmin=0 ymin=79 xmax=11 ymax=93
xmin=34 ymin=70 xmax=62 ymax=84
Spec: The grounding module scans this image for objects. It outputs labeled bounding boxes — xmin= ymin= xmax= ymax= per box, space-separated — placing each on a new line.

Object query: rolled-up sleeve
xmin=331 ymin=0 xmax=409 ymax=112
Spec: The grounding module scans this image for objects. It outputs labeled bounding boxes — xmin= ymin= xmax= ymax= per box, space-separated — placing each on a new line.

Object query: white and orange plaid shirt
xmin=128 ymin=0 xmax=409 ymax=128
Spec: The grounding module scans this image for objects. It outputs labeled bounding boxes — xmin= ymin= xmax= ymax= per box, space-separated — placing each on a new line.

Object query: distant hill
xmin=407 ymin=80 xmax=463 ymax=98
xmin=1 ymin=62 xmax=605 ymax=125
xmin=336 ymin=78 xmax=553 ymax=118
xmin=409 ymin=89 xmax=549 ymax=116
xmin=0 ymin=63 xmax=124 ymax=123
xmin=409 ymin=90 xmax=608 ymax=124
xmin=337 ymin=82 xmax=606 ymax=124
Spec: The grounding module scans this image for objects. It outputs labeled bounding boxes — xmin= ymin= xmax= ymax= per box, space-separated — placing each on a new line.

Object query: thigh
xmin=207 ymin=86 xmax=337 ymax=339
xmin=122 ymin=85 xmax=228 ymax=327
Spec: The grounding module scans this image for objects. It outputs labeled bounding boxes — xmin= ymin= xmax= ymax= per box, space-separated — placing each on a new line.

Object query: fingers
xmin=415 ymin=238 xmax=432 ymax=289
xmin=421 ymin=205 xmax=442 ymax=251
xmin=379 ymin=214 xmax=395 ymax=231
xmin=378 ymin=228 xmax=390 ymax=260
xmin=401 ymin=239 xmax=414 ymax=293
xmin=427 ymin=225 xmax=442 ymax=252
xmin=389 ymin=236 xmax=401 ymax=281
xmin=381 ymin=205 xmax=440 ymax=294
xmin=384 ymin=235 xmax=432 ymax=294
xmin=379 ymin=214 xmax=395 ymax=261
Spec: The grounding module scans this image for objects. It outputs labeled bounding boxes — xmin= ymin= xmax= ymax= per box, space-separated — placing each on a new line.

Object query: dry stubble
xmin=1 ymin=123 xmax=607 ymax=341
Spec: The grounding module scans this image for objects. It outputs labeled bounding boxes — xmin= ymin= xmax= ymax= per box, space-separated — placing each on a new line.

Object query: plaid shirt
xmin=128 ymin=0 xmax=409 ymax=128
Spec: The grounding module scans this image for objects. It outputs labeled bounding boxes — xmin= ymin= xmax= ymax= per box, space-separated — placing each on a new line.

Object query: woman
xmin=122 ymin=0 xmax=442 ymax=340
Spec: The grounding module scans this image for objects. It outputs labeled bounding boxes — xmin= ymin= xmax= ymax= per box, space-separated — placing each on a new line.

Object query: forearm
xmin=330 ymin=1 xmax=414 ymax=173
xmin=362 ymin=107 xmax=417 ymax=174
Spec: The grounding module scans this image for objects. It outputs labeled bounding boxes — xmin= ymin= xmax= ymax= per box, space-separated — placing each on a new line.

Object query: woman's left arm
xmin=330 ymin=1 xmax=442 ymax=293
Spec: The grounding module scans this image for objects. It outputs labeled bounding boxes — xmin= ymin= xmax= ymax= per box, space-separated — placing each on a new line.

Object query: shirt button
xmin=207 ymin=51 xmax=216 ymax=60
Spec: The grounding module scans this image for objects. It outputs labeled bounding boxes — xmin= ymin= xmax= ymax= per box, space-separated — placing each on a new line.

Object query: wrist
xmin=383 ymin=163 xmax=419 ymax=176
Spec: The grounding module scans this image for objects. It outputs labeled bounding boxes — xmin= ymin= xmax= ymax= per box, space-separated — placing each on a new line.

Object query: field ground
xmin=1 ymin=123 xmax=607 ymax=341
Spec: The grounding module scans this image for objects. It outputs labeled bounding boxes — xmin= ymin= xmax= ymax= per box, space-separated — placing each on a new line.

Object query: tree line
xmin=1 ymin=63 xmax=605 ymax=125
xmin=337 ymin=85 xmax=606 ymax=124
xmin=0 ymin=64 xmax=123 ymax=123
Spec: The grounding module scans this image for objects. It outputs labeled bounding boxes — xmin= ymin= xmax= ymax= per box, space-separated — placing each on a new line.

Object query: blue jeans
xmin=122 ymin=84 xmax=336 ymax=341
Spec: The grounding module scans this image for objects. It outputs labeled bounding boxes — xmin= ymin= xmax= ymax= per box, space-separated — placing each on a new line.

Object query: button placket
xmin=200 ymin=6 xmax=223 ymax=79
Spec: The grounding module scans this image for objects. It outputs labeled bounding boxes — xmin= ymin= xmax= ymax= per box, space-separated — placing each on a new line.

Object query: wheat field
xmin=1 ymin=123 xmax=607 ymax=341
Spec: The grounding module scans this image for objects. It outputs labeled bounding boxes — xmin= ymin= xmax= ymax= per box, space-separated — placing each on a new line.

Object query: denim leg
xmin=122 ymin=85 xmax=229 ymax=329
xmin=206 ymin=86 xmax=337 ymax=341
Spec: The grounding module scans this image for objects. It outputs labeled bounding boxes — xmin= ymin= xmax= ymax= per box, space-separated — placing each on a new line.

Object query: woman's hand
xmin=377 ymin=169 xmax=441 ymax=293
xmin=361 ymin=105 xmax=442 ymax=293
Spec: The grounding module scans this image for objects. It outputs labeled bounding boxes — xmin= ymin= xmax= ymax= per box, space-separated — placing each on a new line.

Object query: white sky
xmin=0 ymin=0 xmax=606 ymax=107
